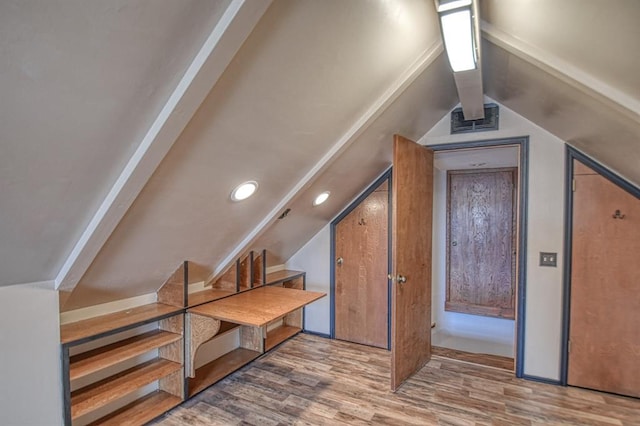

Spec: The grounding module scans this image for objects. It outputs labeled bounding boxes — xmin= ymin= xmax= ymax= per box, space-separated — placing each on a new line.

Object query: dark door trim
xmin=427 ymin=136 xmax=529 ymax=378
xmin=330 ymin=168 xmax=392 ymax=349
xmin=560 ymin=146 xmax=640 ymax=386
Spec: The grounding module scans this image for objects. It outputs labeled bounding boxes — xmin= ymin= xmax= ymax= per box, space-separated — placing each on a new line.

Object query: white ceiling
xmin=1 ymin=1 xmax=638 ymax=310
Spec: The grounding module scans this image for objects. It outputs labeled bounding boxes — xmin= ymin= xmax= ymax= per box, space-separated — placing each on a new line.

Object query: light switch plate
xmin=540 ymin=252 xmax=557 ymax=267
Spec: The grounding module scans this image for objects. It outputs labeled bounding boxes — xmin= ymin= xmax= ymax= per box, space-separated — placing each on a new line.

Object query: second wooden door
xmin=335 ymin=180 xmax=389 ymax=348
xmin=568 ymin=160 xmax=640 ymax=397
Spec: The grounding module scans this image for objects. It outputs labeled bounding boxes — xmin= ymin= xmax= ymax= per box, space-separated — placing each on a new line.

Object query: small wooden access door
xmin=335 ymin=179 xmax=389 ymax=348
xmin=568 ymin=160 xmax=640 ymax=397
xmin=390 ymin=135 xmax=434 ymax=390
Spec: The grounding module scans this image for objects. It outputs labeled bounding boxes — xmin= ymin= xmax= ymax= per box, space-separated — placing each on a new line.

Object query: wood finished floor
xmin=154 ymin=334 xmax=640 ymax=426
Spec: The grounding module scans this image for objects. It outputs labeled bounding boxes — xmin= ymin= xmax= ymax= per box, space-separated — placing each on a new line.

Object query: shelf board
xmin=217 ymin=321 xmax=241 ymax=336
xmin=88 ymin=390 xmax=181 ymax=426
xmin=70 ymin=330 xmax=182 ymax=381
xmin=188 ymin=348 xmax=260 ymax=397
xmin=263 ymin=269 xmax=304 ymax=286
xmin=71 ymin=358 xmax=181 ymax=420
xmin=265 ymin=325 xmax=301 ymax=351
xmin=61 ymin=303 xmax=182 ymax=345
xmin=188 ymin=288 xmax=235 ymax=308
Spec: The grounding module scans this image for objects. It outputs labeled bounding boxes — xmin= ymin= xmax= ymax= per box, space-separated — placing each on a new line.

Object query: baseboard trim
xmin=303 ymin=330 xmax=331 ymax=339
xmin=522 ymin=374 xmax=562 ymax=386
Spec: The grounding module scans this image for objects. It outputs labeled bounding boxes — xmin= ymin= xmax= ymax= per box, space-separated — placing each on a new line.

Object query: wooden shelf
xmin=188 ymin=348 xmax=260 ymax=396
xmin=217 ymin=321 xmax=240 ymax=336
xmin=189 ymin=286 xmax=325 ymax=327
xmin=265 ymin=325 xmax=301 ymax=351
xmin=69 ymin=330 xmax=181 ymax=381
xmin=188 ymin=288 xmax=235 ymax=308
xmin=61 ymin=303 xmax=182 ymax=345
xmin=263 ymin=269 xmax=304 ymax=286
xmin=88 ymin=390 xmax=181 ymax=426
xmin=71 ymin=358 xmax=181 ymax=420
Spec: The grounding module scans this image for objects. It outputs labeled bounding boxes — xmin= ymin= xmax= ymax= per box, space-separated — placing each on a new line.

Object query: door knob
xmin=336 ymin=257 xmax=343 ymax=266
xmin=387 ymin=274 xmax=407 ymax=284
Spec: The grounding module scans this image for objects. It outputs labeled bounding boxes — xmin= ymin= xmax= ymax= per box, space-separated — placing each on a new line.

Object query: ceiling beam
xmin=209 ymin=42 xmax=445 ymax=282
xmin=55 ymin=0 xmax=273 ymax=292
xmin=482 ymin=21 xmax=640 ymax=124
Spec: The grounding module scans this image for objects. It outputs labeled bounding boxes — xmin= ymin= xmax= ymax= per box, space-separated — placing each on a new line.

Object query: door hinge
xmin=572 ymin=179 xmax=576 ymax=192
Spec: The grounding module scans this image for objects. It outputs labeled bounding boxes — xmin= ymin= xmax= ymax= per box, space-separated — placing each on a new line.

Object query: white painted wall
xmin=0 ymin=283 xmax=63 ymax=425
xmin=432 ymin=165 xmax=516 ymax=358
xmin=422 ymin=97 xmax=566 ymax=380
xmin=286 ymin=225 xmax=331 ymax=336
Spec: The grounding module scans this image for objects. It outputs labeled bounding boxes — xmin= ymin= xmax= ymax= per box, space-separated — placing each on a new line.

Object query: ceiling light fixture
xmin=230 ymin=181 xmax=258 ymax=202
xmin=313 ymin=191 xmax=330 ymax=206
xmin=436 ymin=0 xmax=478 ymax=72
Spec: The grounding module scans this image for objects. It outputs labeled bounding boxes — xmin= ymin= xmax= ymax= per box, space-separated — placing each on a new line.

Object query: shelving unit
xmin=60 ymin=263 xmax=187 ymax=426
xmin=60 ymin=258 xmax=324 ymax=425
xmin=186 ymin=283 xmax=323 ymax=396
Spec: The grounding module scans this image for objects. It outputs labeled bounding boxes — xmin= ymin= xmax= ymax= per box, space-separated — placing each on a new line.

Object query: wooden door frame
xmin=428 ymin=136 xmax=529 ymax=378
xmin=330 ymin=168 xmax=393 ymax=349
xmin=560 ymin=146 xmax=640 ymax=386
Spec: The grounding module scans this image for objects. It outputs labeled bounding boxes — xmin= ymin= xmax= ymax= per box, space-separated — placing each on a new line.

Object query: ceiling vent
xmin=450 ymin=103 xmax=499 ymax=134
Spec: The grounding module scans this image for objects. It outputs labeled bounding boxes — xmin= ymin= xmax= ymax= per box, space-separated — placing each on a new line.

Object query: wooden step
xmin=188 ymin=348 xmax=260 ymax=397
xmin=61 ymin=303 xmax=182 ymax=345
xmin=71 ymin=358 xmax=181 ymax=420
xmin=70 ymin=330 xmax=182 ymax=381
xmin=89 ymin=390 xmax=181 ymax=426
xmin=265 ymin=325 xmax=301 ymax=351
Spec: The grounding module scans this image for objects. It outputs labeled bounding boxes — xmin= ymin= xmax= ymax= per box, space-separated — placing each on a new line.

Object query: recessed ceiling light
xmin=313 ymin=191 xmax=330 ymax=206
xmin=230 ymin=181 xmax=258 ymax=201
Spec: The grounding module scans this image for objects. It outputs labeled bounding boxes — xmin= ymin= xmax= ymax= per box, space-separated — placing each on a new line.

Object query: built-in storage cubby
xmin=61 ymin=307 xmax=185 ymax=425
xmin=60 ymin=257 xmax=324 ymax=425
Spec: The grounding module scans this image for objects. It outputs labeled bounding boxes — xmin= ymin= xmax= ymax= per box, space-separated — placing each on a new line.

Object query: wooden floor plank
xmin=153 ymin=334 xmax=640 ymax=426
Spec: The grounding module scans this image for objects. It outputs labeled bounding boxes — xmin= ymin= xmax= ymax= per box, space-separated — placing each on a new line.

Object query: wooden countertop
xmin=188 ymin=286 xmax=325 ymax=327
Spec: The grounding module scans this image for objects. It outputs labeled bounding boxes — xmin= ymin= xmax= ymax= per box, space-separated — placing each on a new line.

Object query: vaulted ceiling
xmin=1 ymin=1 xmax=637 ymax=310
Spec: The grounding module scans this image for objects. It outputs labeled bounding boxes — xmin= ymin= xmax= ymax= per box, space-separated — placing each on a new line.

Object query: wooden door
xmin=390 ymin=135 xmax=434 ymax=390
xmin=569 ymin=160 xmax=640 ymax=397
xmin=335 ymin=180 xmax=389 ymax=348
xmin=446 ymin=168 xmax=517 ymax=319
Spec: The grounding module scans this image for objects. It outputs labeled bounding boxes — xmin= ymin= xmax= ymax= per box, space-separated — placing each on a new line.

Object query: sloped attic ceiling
xmin=481 ymin=0 xmax=640 ymax=186
xmin=0 ymin=0 xmax=232 ymax=287
xmin=62 ymin=0 xmax=454 ymax=310
xmin=2 ymin=1 xmax=638 ymax=310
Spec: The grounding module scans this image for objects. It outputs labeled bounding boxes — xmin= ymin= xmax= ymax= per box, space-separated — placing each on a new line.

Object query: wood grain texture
xmin=71 ymin=358 xmax=181 ymax=419
xmin=432 ymin=346 xmax=514 ymax=370
xmin=253 ymin=250 xmax=265 ymax=285
xmin=186 ymin=314 xmax=221 ymax=378
xmin=159 ymin=369 xmax=184 ymax=399
xmin=91 ymin=390 xmax=181 ymax=426
xmin=446 ymin=168 xmax=517 ymax=319
xmin=391 ymin=135 xmax=433 ymax=390
xmin=61 ymin=303 xmax=182 ymax=345
xmin=239 ymin=255 xmax=251 ymax=291
xmin=335 ymin=179 xmax=389 ymax=348
xmin=188 ymin=288 xmax=235 ymax=308
xmin=265 ymin=325 xmax=301 ymax=351
xmin=189 ymin=286 xmax=325 ymax=327
xmin=212 ymin=261 xmax=237 ymax=291
xmin=154 ymin=334 xmax=640 ymax=426
xmin=187 ymin=348 xmax=260 ymax=397
xmin=69 ymin=330 xmax=181 ymax=381
xmin=157 ymin=263 xmax=186 ymax=308
xmin=240 ymin=325 xmax=263 ymax=352
xmin=569 ymin=161 xmax=640 ymax=398
xmin=264 ymin=270 xmax=305 ymax=285
xmin=282 ymin=276 xmax=304 ymax=290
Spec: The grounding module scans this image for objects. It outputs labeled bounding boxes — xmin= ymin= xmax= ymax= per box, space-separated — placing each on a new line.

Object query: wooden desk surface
xmin=188 ymin=286 xmax=325 ymax=327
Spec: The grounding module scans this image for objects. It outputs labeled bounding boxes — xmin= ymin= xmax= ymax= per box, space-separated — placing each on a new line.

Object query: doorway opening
xmin=428 ymin=137 xmax=529 ymax=376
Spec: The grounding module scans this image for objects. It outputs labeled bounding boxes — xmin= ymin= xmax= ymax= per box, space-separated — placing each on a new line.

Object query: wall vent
xmin=450 ymin=103 xmax=499 ymax=134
